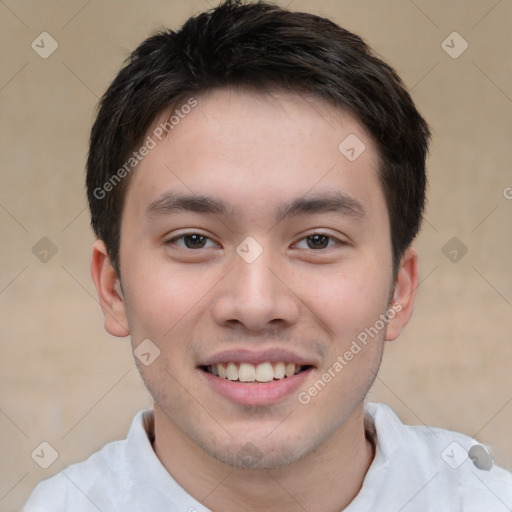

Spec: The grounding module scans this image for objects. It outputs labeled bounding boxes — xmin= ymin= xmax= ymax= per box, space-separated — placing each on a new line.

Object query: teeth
xmin=255 ymin=362 xmax=274 ymax=382
xmin=238 ymin=363 xmax=256 ymax=382
xmin=285 ymin=363 xmax=296 ymax=377
xmin=217 ymin=363 xmax=227 ymax=379
xmin=274 ymin=362 xmax=285 ymax=379
xmin=207 ymin=362 xmax=305 ymax=382
xmin=226 ymin=362 xmax=238 ymax=381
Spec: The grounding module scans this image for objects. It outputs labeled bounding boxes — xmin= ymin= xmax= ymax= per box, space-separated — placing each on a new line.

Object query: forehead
xmin=123 ymin=87 xmax=386 ymax=227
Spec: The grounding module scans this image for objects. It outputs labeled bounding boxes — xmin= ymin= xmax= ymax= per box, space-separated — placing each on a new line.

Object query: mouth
xmin=198 ymin=356 xmax=316 ymax=406
xmin=201 ymin=362 xmax=313 ymax=383
xmin=197 ymin=349 xmax=318 ymax=405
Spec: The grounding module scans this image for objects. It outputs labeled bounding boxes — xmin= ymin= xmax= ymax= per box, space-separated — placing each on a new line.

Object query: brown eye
xmin=166 ymin=233 xmax=217 ymax=249
xmin=294 ymin=233 xmax=341 ymax=250
xmin=183 ymin=234 xmax=208 ymax=248
xmin=306 ymin=234 xmax=330 ymax=249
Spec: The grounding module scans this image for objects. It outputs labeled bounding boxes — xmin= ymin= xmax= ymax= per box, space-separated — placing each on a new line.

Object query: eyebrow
xmin=146 ymin=192 xmax=233 ymax=217
xmin=275 ymin=192 xmax=365 ymax=223
xmin=146 ymin=191 xmax=365 ymax=221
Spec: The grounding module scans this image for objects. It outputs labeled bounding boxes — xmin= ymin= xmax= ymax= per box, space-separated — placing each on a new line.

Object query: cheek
xmin=121 ymin=250 xmax=221 ymax=341
xmin=294 ymin=259 xmax=391 ymax=341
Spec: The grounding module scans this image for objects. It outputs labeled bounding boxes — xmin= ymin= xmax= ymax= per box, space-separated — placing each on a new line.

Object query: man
xmin=24 ymin=1 xmax=512 ymax=510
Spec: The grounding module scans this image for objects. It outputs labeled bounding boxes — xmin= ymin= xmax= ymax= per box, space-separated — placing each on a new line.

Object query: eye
xmin=295 ymin=234 xmax=340 ymax=250
xmin=166 ymin=233 xmax=217 ymax=249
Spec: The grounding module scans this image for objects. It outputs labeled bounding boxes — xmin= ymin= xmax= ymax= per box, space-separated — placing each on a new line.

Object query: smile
xmin=202 ymin=362 xmax=311 ymax=383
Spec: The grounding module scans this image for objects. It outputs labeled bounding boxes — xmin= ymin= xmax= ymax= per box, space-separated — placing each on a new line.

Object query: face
xmin=93 ymin=88 xmax=417 ymax=470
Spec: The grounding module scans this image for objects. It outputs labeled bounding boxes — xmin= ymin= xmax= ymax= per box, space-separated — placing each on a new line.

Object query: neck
xmin=152 ymin=403 xmax=374 ymax=512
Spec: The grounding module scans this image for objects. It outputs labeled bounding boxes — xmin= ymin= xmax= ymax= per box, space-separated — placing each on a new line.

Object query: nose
xmin=211 ymin=249 xmax=300 ymax=332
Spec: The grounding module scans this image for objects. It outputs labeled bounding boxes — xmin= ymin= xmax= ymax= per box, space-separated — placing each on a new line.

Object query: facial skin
xmin=91 ymin=88 xmax=418 ymax=511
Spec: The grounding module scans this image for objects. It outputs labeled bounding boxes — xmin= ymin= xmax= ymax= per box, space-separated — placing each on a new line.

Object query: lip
xmin=199 ymin=366 xmax=314 ymax=406
xmin=197 ymin=348 xmax=319 ymax=367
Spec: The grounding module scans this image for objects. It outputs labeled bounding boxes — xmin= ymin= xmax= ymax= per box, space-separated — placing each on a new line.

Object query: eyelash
xmin=166 ymin=233 xmax=219 ymax=249
xmin=294 ymin=233 xmax=342 ymax=250
xmin=165 ymin=232 xmax=344 ymax=250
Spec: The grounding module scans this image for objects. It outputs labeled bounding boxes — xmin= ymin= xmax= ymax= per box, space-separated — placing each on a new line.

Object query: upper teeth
xmin=208 ymin=362 xmax=302 ymax=382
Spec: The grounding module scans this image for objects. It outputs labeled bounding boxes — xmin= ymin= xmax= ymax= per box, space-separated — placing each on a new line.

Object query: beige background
xmin=1 ymin=0 xmax=511 ymax=510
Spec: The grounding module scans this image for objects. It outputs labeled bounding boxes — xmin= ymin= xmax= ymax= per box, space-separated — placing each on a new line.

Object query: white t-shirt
xmin=24 ymin=402 xmax=512 ymax=511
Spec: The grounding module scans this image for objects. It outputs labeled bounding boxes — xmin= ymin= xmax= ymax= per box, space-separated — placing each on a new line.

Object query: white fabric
xmin=24 ymin=403 xmax=512 ymax=511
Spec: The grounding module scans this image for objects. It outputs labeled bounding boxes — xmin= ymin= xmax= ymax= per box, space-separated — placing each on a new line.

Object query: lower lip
xmin=199 ymin=368 xmax=314 ymax=406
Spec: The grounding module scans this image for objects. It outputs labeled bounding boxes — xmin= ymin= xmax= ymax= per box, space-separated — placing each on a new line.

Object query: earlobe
xmin=90 ymin=240 xmax=130 ymax=337
xmin=385 ymin=247 xmax=419 ymax=341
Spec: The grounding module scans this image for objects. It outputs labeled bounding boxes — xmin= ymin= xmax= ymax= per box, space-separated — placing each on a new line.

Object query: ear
xmin=385 ymin=246 xmax=419 ymax=341
xmin=90 ymin=239 xmax=130 ymax=337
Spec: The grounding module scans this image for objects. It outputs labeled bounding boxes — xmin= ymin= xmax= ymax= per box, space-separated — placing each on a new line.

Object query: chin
xmin=203 ymin=435 xmax=314 ymax=470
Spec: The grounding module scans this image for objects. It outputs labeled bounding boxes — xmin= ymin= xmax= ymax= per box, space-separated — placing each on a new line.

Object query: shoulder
xmin=362 ymin=403 xmax=512 ymax=511
xmin=23 ymin=411 xmax=151 ymax=512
